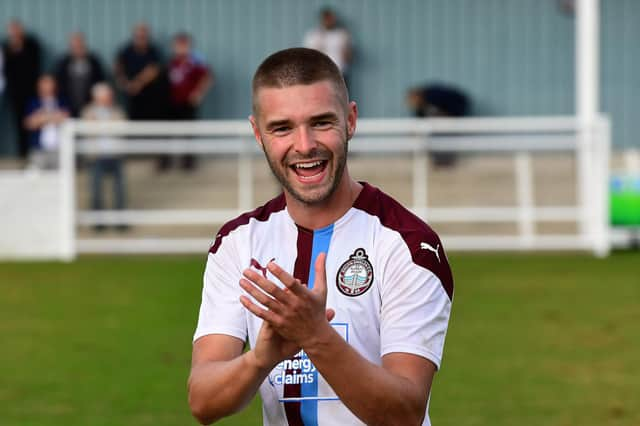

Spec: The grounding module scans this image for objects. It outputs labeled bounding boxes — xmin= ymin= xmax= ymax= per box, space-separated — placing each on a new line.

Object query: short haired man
xmin=189 ymin=48 xmax=453 ymax=426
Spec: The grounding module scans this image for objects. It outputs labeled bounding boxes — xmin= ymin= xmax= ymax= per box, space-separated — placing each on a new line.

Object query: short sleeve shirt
xmin=194 ymin=182 xmax=454 ymax=426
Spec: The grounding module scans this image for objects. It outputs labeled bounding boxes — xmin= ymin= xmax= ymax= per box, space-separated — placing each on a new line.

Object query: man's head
xmin=172 ymin=32 xmax=192 ymax=59
xmin=250 ymin=48 xmax=356 ymax=206
xmin=132 ymin=23 xmax=150 ymax=50
xmin=69 ymin=32 xmax=87 ymax=58
xmin=7 ymin=19 xmax=24 ymax=43
xmin=91 ymin=82 xmax=114 ymax=107
xmin=252 ymin=47 xmax=348 ymax=117
xmin=37 ymin=74 xmax=57 ymax=99
xmin=320 ymin=8 xmax=338 ymax=29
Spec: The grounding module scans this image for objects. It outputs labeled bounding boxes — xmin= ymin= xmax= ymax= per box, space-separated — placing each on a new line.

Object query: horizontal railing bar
xmin=76 ymin=234 xmax=594 ymax=254
xmin=69 ymin=115 xmax=608 ymax=136
xmin=77 ymin=206 xmax=580 ymax=225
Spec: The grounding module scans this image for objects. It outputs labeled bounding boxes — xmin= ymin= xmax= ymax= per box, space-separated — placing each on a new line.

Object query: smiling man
xmin=189 ymin=48 xmax=454 ymax=426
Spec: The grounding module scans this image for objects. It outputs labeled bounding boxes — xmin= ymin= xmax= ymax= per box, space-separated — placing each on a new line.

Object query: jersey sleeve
xmin=193 ymin=235 xmax=247 ymax=343
xmin=379 ymin=237 xmax=453 ymax=370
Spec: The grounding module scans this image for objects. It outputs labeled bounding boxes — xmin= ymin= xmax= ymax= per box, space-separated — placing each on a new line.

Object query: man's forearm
xmin=303 ymin=324 xmax=427 ymax=426
xmin=188 ymin=350 xmax=269 ymax=425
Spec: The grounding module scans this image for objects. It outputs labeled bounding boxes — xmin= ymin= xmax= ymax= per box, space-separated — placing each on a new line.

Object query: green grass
xmin=1 ymin=252 xmax=639 ymax=425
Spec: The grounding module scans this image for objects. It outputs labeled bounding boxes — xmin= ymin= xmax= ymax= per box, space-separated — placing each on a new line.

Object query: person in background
xmin=81 ymin=83 xmax=128 ymax=232
xmin=406 ymin=83 xmax=471 ymax=167
xmin=304 ymin=7 xmax=353 ymax=85
xmin=162 ymin=32 xmax=213 ymax=171
xmin=23 ymin=74 xmax=69 ymax=170
xmin=0 ymin=45 xmax=5 ymax=96
xmin=114 ymin=23 xmax=167 ymax=121
xmin=55 ymin=32 xmax=106 ymax=118
xmin=2 ymin=19 xmax=41 ymax=160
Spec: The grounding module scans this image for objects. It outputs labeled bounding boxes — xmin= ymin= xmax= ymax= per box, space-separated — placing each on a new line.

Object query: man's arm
xmin=188 ymin=68 xmax=213 ymax=106
xmin=308 ymin=331 xmax=435 ymax=425
xmin=188 ymin=334 xmax=267 ymax=425
xmin=189 ymin=306 xmax=335 ymax=425
xmin=240 ymin=255 xmax=436 ymax=426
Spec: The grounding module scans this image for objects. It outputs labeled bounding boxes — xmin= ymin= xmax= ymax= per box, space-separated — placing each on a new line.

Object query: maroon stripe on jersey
xmin=353 ymin=182 xmax=454 ymax=300
xmin=209 ymin=193 xmax=286 ymax=254
xmin=282 ymin=225 xmax=313 ymax=426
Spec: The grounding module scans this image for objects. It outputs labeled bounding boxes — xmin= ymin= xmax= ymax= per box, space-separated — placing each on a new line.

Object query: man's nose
xmin=293 ymin=126 xmax=317 ymax=154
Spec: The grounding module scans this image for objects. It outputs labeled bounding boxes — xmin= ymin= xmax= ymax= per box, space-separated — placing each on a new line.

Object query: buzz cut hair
xmin=251 ymin=47 xmax=348 ymax=115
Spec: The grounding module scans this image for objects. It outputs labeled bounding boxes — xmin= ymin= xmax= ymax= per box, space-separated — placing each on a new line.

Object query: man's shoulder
xmin=354 ymin=182 xmax=453 ymax=299
xmin=209 ymin=193 xmax=286 ymax=254
xmin=354 ymin=182 xmax=436 ymax=239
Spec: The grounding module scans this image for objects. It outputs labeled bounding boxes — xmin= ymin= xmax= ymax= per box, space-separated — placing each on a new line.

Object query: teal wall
xmin=1 ymin=0 xmax=638 ymax=154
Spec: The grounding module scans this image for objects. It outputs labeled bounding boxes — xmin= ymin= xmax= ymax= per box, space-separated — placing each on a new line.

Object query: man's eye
xmin=273 ymin=127 xmax=290 ymax=134
xmin=313 ymin=121 xmax=332 ymax=128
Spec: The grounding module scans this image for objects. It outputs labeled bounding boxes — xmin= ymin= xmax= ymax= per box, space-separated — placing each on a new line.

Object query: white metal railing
xmin=59 ymin=116 xmax=611 ymax=257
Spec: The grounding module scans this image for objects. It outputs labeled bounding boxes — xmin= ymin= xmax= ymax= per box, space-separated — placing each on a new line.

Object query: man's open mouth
xmin=290 ymin=160 xmax=328 ymax=180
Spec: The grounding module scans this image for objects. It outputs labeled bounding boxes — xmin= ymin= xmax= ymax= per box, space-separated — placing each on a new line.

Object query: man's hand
xmin=249 ymin=317 xmax=299 ymax=371
xmin=239 ymin=253 xmax=335 ymax=348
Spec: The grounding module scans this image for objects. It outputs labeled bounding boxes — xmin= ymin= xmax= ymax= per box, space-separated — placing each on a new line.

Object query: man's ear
xmin=249 ymin=115 xmax=263 ymax=147
xmin=346 ymin=101 xmax=358 ymax=140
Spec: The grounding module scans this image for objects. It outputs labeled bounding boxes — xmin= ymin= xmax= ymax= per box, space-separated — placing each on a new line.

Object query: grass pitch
xmin=1 ymin=251 xmax=638 ymax=425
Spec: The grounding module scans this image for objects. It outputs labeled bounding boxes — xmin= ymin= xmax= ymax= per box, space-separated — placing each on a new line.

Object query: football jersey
xmin=194 ymin=182 xmax=454 ymax=426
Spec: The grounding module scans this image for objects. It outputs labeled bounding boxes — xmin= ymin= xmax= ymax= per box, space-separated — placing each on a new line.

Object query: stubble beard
xmin=262 ymin=135 xmax=348 ymax=206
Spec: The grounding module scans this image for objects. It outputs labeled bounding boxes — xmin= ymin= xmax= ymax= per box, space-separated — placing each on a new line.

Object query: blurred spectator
xmin=304 ymin=7 xmax=352 ymax=83
xmin=114 ymin=23 xmax=167 ymax=120
xmin=161 ymin=32 xmax=213 ymax=171
xmin=23 ymin=74 xmax=70 ymax=169
xmin=2 ymin=19 xmax=41 ymax=160
xmin=406 ymin=83 xmax=471 ymax=167
xmin=406 ymin=83 xmax=470 ymax=118
xmin=0 ymin=46 xmax=5 ymax=95
xmin=81 ymin=83 xmax=128 ymax=231
xmin=55 ymin=32 xmax=106 ymax=117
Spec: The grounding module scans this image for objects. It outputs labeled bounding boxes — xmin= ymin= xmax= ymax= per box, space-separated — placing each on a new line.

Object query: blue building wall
xmin=1 ymin=0 xmax=638 ymax=155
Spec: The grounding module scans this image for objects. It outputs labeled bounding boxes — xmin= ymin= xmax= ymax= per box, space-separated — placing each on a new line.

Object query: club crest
xmin=336 ymin=248 xmax=374 ymax=297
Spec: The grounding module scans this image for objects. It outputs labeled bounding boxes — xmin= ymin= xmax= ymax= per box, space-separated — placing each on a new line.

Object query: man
xmin=304 ymin=8 xmax=352 ymax=83
xmin=162 ymin=32 xmax=213 ymax=171
xmin=189 ymin=48 xmax=453 ymax=426
xmin=114 ymin=23 xmax=167 ymax=121
xmin=406 ymin=83 xmax=471 ymax=168
xmin=23 ymin=74 xmax=69 ymax=169
xmin=55 ymin=32 xmax=106 ymax=117
xmin=2 ymin=19 xmax=41 ymax=159
xmin=81 ymin=83 xmax=127 ymax=229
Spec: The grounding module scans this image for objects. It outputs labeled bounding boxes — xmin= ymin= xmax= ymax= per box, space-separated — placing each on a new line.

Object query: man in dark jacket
xmin=114 ymin=23 xmax=168 ymax=121
xmin=2 ymin=20 xmax=41 ymax=159
xmin=55 ymin=32 xmax=105 ymax=117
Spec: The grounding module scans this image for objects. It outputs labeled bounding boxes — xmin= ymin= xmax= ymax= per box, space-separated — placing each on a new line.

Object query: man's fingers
xmin=240 ymin=295 xmax=279 ymax=324
xmin=267 ymin=261 xmax=307 ymax=295
xmin=313 ymin=252 xmax=328 ymax=297
xmin=242 ymin=268 xmax=291 ymax=302
xmin=239 ymin=278 xmax=283 ymax=314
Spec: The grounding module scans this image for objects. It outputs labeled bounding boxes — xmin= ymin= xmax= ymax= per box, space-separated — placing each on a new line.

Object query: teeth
xmin=295 ymin=161 xmax=323 ymax=169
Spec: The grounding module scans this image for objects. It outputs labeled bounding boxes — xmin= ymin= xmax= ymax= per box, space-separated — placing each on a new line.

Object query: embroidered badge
xmin=336 ymin=248 xmax=374 ymax=297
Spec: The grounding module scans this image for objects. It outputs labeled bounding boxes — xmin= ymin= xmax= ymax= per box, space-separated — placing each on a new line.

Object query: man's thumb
xmin=325 ymin=308 xmax=335 ymax=322
xmin=313 ymin=252 xmax=327 ymax=296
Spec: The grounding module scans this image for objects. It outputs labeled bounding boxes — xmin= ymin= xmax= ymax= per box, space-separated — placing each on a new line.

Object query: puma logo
xmin=250 ymin=258 xmax=275 ymax=278
xmin=420 ymin=242 xmax=440 ymax=263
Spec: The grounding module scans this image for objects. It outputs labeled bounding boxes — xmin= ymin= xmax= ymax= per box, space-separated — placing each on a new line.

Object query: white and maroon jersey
xmin=194 ymin=182 xmax=454 ymax=426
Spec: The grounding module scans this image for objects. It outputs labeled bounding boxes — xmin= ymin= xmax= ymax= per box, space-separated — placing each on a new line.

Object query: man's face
xmin=38 ymin=76 xmax=56 ymax=98
xmin=173 ymin=38 xmax=190 ymax=58
xmin=69 ymin=33 xmax=86 ymax=57
xmin=7 ymin=21 xmax=24 ymax=43
xmin=251 ymin=81 xmax=356 ymax=206
xmin=133 ymin=25 xmax=149 ymax=49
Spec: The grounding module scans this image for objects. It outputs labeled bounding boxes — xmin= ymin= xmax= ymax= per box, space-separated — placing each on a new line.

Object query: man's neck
xmin=285 ymin=173 xmax=362 ymax=230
